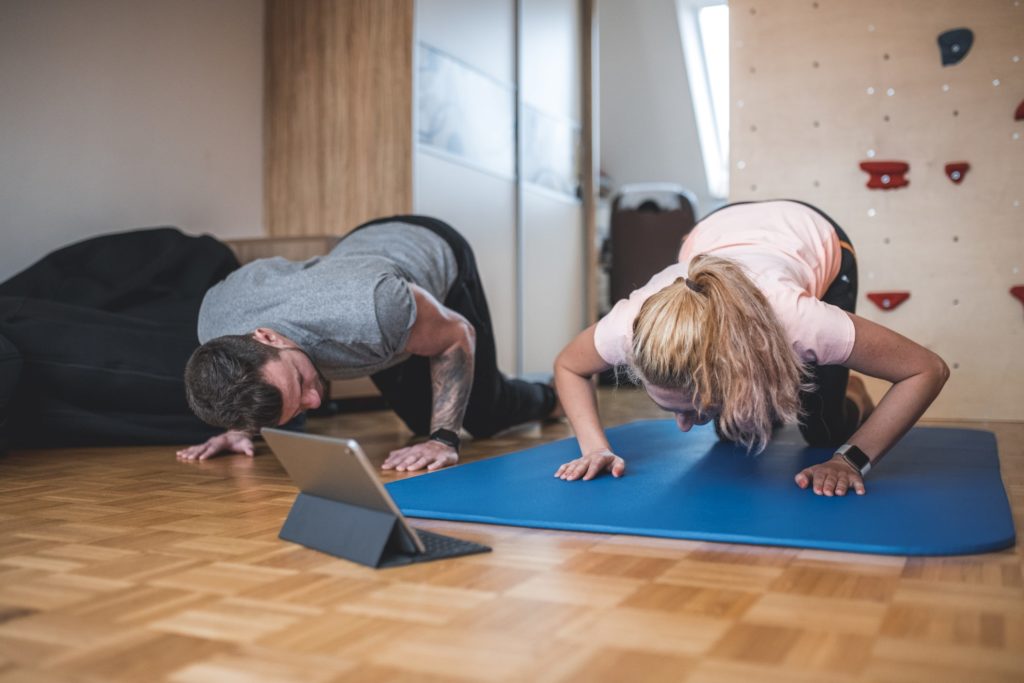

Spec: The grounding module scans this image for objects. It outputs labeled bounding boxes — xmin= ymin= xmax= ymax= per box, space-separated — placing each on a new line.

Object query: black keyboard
xmin=415 ymin=528 xmax=492 ymax=560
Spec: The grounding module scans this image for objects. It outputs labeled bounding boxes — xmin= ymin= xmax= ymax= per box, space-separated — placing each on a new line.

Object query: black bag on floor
xmin=0 ymin=334 xmax=21 ymax=453
xmin=0 ymin=227 xmax=239 ymax=449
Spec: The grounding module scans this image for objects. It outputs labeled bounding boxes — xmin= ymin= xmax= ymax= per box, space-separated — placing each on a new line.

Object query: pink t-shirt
xmin=594 ymin=200 xmax=856 ymax=367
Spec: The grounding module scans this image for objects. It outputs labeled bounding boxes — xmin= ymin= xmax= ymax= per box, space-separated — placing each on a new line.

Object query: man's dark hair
xmin=185 ymin=334 xmax=283 ymax=434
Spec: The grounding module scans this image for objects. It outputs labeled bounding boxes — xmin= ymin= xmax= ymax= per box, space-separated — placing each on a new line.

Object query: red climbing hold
xmin=859 ymin=161 xmax=910 ymax=190
xmin=1011 ymin=286 xmax=1024 ymax=308
xmin=1016 ymin=99 xmax=1024 ymax=121
xmin=867 ymin=291 xmax=911 ymax=311
xmin=945 ymin=162 xmax=970 ymax=184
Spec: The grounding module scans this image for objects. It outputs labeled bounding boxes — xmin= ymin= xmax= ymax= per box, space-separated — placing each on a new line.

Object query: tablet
xmin=262 ymin=428 xmax=490 ymax=566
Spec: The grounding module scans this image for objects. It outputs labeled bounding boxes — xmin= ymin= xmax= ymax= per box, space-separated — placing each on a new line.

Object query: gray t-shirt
xmin=198 ymin=222 xmax=458 ymax=378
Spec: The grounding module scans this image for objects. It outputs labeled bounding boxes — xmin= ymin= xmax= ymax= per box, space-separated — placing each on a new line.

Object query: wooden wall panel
xmin=730 ymin=0 xmax=1024 ymax=420
xmin=265 ymin=0 xmax=413 ymax=236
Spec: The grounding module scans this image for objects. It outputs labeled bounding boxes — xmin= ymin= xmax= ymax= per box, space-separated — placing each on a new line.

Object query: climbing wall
xmin=730 ymin=0 xmax=1024 ymax=420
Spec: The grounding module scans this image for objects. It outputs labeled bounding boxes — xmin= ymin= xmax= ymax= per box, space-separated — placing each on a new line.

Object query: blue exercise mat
xmin=386 ymin=420 xmax=1016 ymax=556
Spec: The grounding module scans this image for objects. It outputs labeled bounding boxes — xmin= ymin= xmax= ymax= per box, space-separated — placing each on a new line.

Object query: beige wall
xmin=730 ymin=0 xmax=1024 ymax=420
xmin=0 ymin=0 xmax=264 ymax=282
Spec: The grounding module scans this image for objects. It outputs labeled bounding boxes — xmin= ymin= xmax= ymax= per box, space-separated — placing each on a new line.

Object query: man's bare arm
xmin=425 ymin=329 xmax=474 ymax=433
xmin=381 ymin=284 xmax=475 ymax=472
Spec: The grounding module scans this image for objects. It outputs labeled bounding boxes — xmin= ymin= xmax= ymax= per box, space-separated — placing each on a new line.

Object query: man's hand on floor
xmin=382 ymin=440 xmax=458 ymax=472
xmin=176 ymin=430 xmax=254 ymax=462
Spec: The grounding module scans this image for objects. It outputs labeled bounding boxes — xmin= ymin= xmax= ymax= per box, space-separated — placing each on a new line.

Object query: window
xmin=676 ymin=1 xmax=730 ymax=198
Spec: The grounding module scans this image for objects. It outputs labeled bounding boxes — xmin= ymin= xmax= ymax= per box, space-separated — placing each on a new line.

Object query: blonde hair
xmin=629 ymin=254 xmax=809 ymax=453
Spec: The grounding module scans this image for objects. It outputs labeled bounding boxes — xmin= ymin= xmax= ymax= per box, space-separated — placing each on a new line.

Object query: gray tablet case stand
xmin=279 ymin=492 xmax=490 ymax=568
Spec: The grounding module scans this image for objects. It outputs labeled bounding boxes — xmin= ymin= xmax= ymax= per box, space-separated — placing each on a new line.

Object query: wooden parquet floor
xmin=1 ymin=387 xmax=1022 ymax=682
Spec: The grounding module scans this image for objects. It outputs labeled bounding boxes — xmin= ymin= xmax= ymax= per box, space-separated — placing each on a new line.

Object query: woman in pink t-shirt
xmin=553 ymin=200 xmax=948 ymax=496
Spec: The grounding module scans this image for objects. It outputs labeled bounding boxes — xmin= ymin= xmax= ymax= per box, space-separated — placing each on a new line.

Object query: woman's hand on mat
xmin=794 ymin=456 xmax=865 ymax=496
xmin=176 ymin=430 xmax=254 ymax=462
xmin=554 ymin=448 xmax=626 ymax=481
xmin=382 ymin=440 xmax=458 ymax=472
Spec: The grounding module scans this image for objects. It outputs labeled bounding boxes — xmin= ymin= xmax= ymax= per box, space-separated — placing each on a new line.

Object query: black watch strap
xmin=835 ymin=444 xmax=871 ymax=476
xmin=429 ymin=428 xmax=461 ymax=452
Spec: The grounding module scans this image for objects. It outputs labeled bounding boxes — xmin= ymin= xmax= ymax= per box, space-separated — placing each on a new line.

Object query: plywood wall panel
xmin=265 ymin=0 xmax=413 ymax=237
xmin=731 ymin=0 xmax=1024 ymax=420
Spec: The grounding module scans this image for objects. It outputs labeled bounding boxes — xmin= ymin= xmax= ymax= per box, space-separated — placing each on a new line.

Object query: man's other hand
xmin=382 ymin=440 xmax=458 ymax=472
xmin=176 ymin=430 xmax=254 ymax=462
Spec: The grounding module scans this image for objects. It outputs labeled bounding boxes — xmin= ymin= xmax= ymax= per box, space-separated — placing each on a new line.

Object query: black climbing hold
xmin=938 ymin=28 xmax=973 ymax=66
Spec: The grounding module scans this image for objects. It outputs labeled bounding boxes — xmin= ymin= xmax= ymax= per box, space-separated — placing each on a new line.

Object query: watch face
xmin=842 ymin=445 xmax=871 ymax=473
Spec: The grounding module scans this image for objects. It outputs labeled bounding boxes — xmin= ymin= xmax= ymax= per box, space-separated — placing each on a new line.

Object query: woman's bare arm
xmin=795 ymin=312 xmax=949 ymax=495
xmin=553 ymin=324 xmax=624 ymax=480
xmin=840 ymin=312 xmax=949 ymax=461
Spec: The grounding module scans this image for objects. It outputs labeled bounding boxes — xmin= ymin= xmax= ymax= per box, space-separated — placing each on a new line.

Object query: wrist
xmin=831 ymin=452 xmax=859 ymax=474
xmin=834 ymin=443 xmax=871 ymax=476
xmin=429 ymin=428 xmax=461 ymax=453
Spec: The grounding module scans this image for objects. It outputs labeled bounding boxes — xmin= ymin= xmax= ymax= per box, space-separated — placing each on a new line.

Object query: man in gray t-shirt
xmin=178 ymin=215 xmax=558 ymax=471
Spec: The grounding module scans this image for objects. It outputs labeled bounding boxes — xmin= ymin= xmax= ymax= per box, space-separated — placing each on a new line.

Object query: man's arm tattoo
xmin=429 ymin=343 xmax=474 ymax=433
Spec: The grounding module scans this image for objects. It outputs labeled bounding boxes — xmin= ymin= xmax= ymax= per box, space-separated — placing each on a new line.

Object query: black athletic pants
xmin=705 ymin=200 xmax=860 ymax=448
xmin=348 ymin=215 xmax=556 ymax=438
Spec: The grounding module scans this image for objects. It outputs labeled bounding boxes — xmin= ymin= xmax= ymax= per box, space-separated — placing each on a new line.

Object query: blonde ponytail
xmin=630 ymin=255 xmax=809 ymax=452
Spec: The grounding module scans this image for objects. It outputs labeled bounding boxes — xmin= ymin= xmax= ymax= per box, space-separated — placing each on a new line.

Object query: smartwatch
xmin=429 ymin=428 xmax=461 ymax=453
xmin=835 ymin=443 xmax=871 ymax=476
